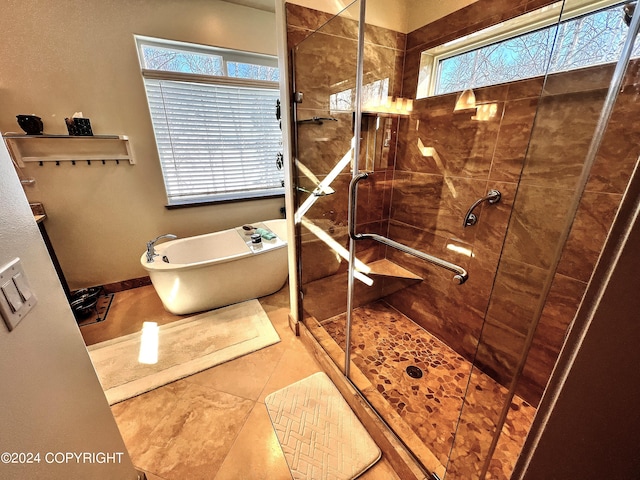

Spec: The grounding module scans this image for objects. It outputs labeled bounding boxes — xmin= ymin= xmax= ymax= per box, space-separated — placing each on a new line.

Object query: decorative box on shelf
xmin=2 ymin=134 xmax=135 ymax=166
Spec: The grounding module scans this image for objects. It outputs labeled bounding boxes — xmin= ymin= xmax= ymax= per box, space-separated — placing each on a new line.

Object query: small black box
xmin=65 ymin=117 xmax=93 ymax=136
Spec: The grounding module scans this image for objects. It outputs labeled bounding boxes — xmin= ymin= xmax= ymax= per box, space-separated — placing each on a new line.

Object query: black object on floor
xmin=76 ymin=293 xmax=114 ymax=327
xmin=71 ymin=286 xmax=103 ymax=318
xmin=406 ymin=365 xmax=424 ymax=379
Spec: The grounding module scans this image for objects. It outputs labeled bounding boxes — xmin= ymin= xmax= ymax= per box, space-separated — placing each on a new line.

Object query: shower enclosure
xmin=285 ymin=0 xmax=640 ymax=478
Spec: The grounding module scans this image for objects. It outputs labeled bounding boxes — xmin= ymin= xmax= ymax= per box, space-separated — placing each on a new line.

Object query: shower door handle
xmin=349 ymin=173 xmax=469 ymax=284
xmin=463 ymin=189 xmax=501 ymax=227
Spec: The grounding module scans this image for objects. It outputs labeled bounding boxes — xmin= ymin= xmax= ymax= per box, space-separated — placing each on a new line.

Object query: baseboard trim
xmin=101 ymin=276 xmax=152 ymax=294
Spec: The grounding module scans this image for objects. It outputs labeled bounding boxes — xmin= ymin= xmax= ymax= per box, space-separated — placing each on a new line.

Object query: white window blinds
xmin=144 ymin=77 xmax=283 ymax=205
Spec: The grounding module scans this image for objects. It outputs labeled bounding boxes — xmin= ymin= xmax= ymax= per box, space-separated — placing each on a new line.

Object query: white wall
xmin=0 ymin=142 xmax=137 ymax=479
xmin=0 ymin=0 xmax=283 ymax=290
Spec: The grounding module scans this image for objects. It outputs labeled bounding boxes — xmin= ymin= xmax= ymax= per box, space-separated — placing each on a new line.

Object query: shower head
xmin=624 ymin=2 xmax=636 ymax=27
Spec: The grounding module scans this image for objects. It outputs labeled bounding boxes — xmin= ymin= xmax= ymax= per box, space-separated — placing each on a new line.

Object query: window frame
xmin=135 ymin=36 xmax=283 ymax=207
xmin=136 ymin=36 xmax=279 ymax=78
xmin=417 ymin=0 xmax=623 ymax=99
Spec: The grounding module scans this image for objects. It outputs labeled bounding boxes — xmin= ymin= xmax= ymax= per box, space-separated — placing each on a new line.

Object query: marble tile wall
xmin=286 ymin=3 xmax=405 ymax=298
xmin=287 ymin=1 xmax=640 ymax=410
xmin=385 ymin=78 xmax=543 ymax=404
xmin=388 ymin=1 xmax=640 ymax=407
xmin=479 ymin=66 xmax=640 ymax=404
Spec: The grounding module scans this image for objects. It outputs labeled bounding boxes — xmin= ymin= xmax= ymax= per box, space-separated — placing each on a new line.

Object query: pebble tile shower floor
xmin=320 ymin=301 xmax=536 ymax=479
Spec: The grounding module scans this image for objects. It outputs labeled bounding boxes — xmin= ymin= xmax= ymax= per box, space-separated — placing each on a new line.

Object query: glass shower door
xmin=449 ymin=1 xmax=640 ymax=478
xmin=343 ymin=1 xmax=640 ymax=479
xmin=290 ymin=0 xmax=640 ymax=479
xmin=290 ymin=1 xmax=362 ymax=371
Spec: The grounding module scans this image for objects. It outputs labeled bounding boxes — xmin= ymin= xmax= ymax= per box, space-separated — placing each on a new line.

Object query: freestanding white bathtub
xmin=141 ymin=219 xmax=288 ymax=315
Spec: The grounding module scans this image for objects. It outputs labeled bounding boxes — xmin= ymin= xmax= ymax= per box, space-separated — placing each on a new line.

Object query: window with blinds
xmin=136 ymin=36 xmax=283 ymax=206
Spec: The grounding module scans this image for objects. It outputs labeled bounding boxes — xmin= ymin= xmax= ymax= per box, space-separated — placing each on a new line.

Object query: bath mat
xmin=88 ymin=299 xmax=279 ymax=405
xmin=265 ymin=372 xmax=381 ymax=480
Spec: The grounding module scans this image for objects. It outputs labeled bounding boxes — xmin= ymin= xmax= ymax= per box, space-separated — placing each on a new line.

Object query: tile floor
xmin=316 ymin=301 xmax=536 ymax=480
xmin=82 ymin=285 xmax=401 ymax=480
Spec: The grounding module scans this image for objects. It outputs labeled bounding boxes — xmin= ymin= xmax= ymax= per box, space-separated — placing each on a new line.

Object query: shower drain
xmin=405 ymin=365 xmax=423 ymax=379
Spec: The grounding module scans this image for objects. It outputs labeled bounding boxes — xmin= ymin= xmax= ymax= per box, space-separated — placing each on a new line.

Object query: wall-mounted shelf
xmin=2 ymin=134 xmax=135 ymax=166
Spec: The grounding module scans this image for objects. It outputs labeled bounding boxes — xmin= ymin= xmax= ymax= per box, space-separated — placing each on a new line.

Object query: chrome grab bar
xmin=463 ymin=189 xmax=501 ymax=227
xmin=349 ymin=173 xmax=469 ymax=284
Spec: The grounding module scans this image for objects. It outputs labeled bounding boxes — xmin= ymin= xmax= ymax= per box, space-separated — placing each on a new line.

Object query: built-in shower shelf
xmin=365 ymin=259 xmax=422 ymax=280
xmin=302 ymin=259 xmax=422 ymax=322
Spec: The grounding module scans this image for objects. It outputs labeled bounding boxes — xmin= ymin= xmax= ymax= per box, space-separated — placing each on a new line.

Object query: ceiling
xmin=217 ymin=0 xmax=479 ymax=33
xmin=219 ymin=0 xmax=276 ymax=13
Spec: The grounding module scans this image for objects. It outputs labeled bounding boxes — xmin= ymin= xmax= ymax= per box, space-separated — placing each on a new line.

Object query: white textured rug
xmin=265 ymin=372 xmax=381 ymax=480
xmin=89 ymin=299 xmax=279 ymax=405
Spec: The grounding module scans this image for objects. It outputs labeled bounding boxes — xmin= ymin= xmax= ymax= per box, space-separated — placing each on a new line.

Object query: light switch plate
xmin=0 ymin=258 xmax=37 ymax=331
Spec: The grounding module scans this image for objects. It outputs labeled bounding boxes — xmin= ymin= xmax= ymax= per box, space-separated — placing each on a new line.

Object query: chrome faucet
xmin=146 ymin=234 xmax=177 ymax=262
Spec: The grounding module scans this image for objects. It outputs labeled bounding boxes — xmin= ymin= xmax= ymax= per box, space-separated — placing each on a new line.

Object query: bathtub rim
xmin=140 ymin=243 xmax=287 ymax=272
xmin=140 ymin=220 xmax=288 ymax=273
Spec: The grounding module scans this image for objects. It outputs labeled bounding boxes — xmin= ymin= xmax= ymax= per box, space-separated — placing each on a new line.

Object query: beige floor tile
xmin=259 ymin=290 xmax=298 ymax=347
xmin=82 ymin=286 xmax=180 ymax=346
xmin=257 ymin=336 xmax=323 ymax=402
xmin=214 ymin=403 xmax=291 ymax=480
xmin=257 ymin=282 xmax=290 ymax=313
xmin=104 ymin=284 xmax=403 ymax=479
xmin=183 ymin=341 xmax=287 ymax=401
xmin=111 ymin=380 xmax=191 ymax=459
xmin=268 ymin=312 xmax=298 ymax=349
xmin=127 ymin=380 xmax=254 ymax=480
xmin=138 ymin=470 xmax=167 ymax=480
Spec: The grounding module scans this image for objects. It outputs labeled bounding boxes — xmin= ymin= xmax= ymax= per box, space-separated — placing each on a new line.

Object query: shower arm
xmin=348 ymin=173 xmax=469 ymax=284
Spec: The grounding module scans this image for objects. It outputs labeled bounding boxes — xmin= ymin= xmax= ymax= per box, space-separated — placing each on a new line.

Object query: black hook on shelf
xmin=71 ymin=160 xmax=76 ymax=165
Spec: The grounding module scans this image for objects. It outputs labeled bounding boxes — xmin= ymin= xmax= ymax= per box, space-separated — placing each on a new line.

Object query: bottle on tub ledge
xmin=250 ymin=233 xmax=263 ymax=251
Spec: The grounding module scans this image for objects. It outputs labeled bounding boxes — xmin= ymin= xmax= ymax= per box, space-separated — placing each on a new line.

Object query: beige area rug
xmin=265 ymin=372 xmax=381 ymax=480
xmin=88 ymin=299 xmax=280 ymax=405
